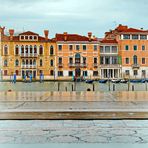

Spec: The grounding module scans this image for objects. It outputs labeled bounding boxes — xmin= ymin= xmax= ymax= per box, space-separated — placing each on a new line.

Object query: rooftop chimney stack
xmin=9 ymin=29 xmax=14 ymax=40
xmin=44 ymin=30 xmax=49 ymax=41
xmin=63 ymin=32 xmax=68 ymax=41
xmin=0 ymin=27 xmax=5 ymax=35
xmin=88 ymin=32 xmax=92 ymax=41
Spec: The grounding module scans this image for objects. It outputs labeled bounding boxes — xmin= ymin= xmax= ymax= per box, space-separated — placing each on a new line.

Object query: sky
xmin=0 ymin=0 xmax=148 ymax=38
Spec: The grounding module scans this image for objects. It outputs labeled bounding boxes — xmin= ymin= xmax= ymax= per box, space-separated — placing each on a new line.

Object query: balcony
xmin=100 ymin=64 xmax=121 ymax=68
xmin=68 ymin=63 xmax=87 ymax=68
xmin=20 ymin=53 xmax=38 ymax=58
xmin=132 ymin=64 xmax=140 ymax=69
xmin=58 ymin=63 xmax=64 ymax=68
xmin=21 ymin=65 xmax=37 ymax=69
xmin=93 ymin=63 xmax=98 ymax=68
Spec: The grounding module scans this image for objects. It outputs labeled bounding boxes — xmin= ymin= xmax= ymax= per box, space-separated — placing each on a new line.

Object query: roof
xmin=56 ymin=33 xmax=97 ymax=42
xmin=100 ymin=39 xmax=118 ymax=44
xmin=19 ymin=31 xmax=39 ymax=36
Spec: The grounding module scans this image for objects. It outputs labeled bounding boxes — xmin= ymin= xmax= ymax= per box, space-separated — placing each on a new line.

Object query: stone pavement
xmin=0 ymin=120 xmax=148 ymax=143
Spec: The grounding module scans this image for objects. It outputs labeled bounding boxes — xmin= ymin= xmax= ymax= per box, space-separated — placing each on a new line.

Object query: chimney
xmin=88 ymin=32 xmax=92 ymax=41
xmin=44 ymin=30 xmax=49 ymax=41
xmin=0 ymin=27 xmax=5 ymax=35
xmin=9 ymin=29 xmax=14 ymax=40
xmin=63 ymin=32 xmax=68 ymax=41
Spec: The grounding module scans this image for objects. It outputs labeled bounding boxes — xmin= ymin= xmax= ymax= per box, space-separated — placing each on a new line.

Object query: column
xmin=113 ymin=69 xmax=114 ymax=79
xmin=19 ymin=46 xmax=21 ymax=55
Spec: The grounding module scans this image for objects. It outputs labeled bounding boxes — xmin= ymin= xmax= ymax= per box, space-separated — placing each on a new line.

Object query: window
xmin=58 ymin=57 xmax=62 ymax=64
xmin=69 ymin=71 xmax=73 ymax=76
xmin=100 ymin=57 xmax=104 ymax=64
xmin=125 ymin=45 xmax=129 ymax=51
xmin=25 ymin=45 xmax=28 ymax=54
xmin=142 ymin=58 xmax=146 ymax=64
xmin=25 ymin=36 xmax=28 ymax=40
xmin=105 ymin=46 xmax=110 ymax=53
xmin=83 ymin=45 xmax=87 ymax=50
xmin=40 ymin=59 xmax=43 ymax=66
xmin=94 ymin=45 xmax=98 ymax=51
xmin=133 ymin=45 xmax=137 ymax=51
xmin=112 ymin=46 xmax=117 ymax=53
xmin=50 ymin=70 xmax=54 ymax=76
xmin=58 ymin=71 xmax=63 ymax=77
xmin=142 ymin=70 xmax=146 ymax=77
xmin=134 ymin=70 xmax=138 ymax=76
xmin=93 ymin=71 xmax=98 ymax=76
xmin=21 ymin=45 xmax=24 ymax=53
xmin=50 ymin=45 xmax=54 ymax=55
xmin=132 ymin=35 xmax=139 ymax=40
xmin=100 ymin=46 xmax=104 ymax=53
xmin=4 ymin=60 xmax=8 ymax=67
xmin=94 ymin=58 xmax=97 ymax=64
xmin=29 ymin=36 xmax=33 ymax=40
xmin=4 ymin=70 xmax=7 ymax=76
xmin=83 ymin=71 xmax=87 ymax=76
xmin=133 ymin=55 xmax=138 ymax=64
xmin=4 ymin=45 xmax=8 ymax=55
xmin=140 ymin=35 xmax=147 ymax=40
xmin=34 ymin=45 xmax=37 ymax=53
xmin=76 ymin=45 xmax=80 ymax=50
xmin=21 ymin=36 xmax=24 ymax=40
xmin=125 ymin=58 xmax=129 ymax=64
xmin=142 ymin=45 xmax=145 ymax=51
xmin=15 ymin=59 xmax=19 ymax=66
xmin=50 ymin=60 xmax=54 ymax=66
xmin=69 ymin=45 xmax=73 ymax=51
xmin=123 ymin=34 xmax=130 ymax=39
xmin=39 ymin=45 xmax=43 ymax=55
xmin=125 ymin=70 xmax=129 ymax=75
xmin=83 ymin=57 xmax=86 ymax=64
xmin=34 ymin=36 xmax=37 ymax=40
xmin=58 ymin=45 xmax=62 ymax=51
xmin=15 ymin=45 xmax=19 ymax=55
xmin=69 ymin=57 xmax=73 ymax=64
xmin=30 ymin=45 xmax=33 ymax=54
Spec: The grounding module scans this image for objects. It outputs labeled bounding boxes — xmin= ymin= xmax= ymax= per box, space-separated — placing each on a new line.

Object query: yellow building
xmin=0 ymin=27 xmax=56 ymax=81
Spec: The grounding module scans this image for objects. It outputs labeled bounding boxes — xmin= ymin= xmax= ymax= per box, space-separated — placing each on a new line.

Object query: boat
xmin=111 ymin=79 xmax=121 ymax=83
xmin=130 ymin=79 xmax=141 ymax=83
xmin=120 ymin=79 xmax=128 ymax=83
xmin=85 ymin=80 xmax=94 ymax=84
xmin=99 ymin=79 xmax=108 ymax=83
xmin=141 ymin=79 xmax=148 ymax=83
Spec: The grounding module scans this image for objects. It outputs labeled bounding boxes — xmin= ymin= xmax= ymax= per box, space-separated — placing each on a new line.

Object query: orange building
xmin=101 ymin=24 xmax=148 ymax=79
xmin=55 ymin=32 xmax=99 ymax=80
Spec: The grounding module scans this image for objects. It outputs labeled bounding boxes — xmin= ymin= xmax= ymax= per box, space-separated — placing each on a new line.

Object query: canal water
xmin=0 ymin=82 xmax=148 ymax=92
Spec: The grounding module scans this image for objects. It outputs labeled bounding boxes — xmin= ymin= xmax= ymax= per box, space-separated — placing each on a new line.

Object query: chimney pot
xmin=9 ymin=29 xmax=14 ymax=40
xmin=88 ymin=32 xmax=92 ymax=41
xmin=63 ymin=32 xmax=68 ymax=41
xmin=44 ymin=30 xmax=49 ymax=41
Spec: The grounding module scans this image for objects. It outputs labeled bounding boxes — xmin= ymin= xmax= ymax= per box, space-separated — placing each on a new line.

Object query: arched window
xmin=34 ymin=45 xmax=37 ymax=53
xmin=22 ymin=59 xmax=25 ymax=65
xmin=39 ymin=45 xmax=43 ymax=55
xmin=4 ymin=45 xmax=8 ymax=55
xmin=26 ymin=59 xmax=28 ymax=65
xmin=15 ymin=45 xmax=19 ymax=55
xmin=33 ymin=59 xmax=36 ymax=65
xmin=4 ymin=59 xmax=8 ymax=66
xmin=75 ymin=53 xmax=81 ymax=64
xmin=50 ymin=45 xmax=54 ymax=55
xmin=30 ymin=45 xmax=33 ymax=54
xmin=50 ymin=70 xmax=54 ymax=76
xmin=50 ymin=60 xmax=54 ymax=66
xmin=40 ymin=59 xmax=43 ymax=66
xmin=21 ymin=45 xmax=24 ymax=53
xmin=133 ymin=55 xmax=138 ymax=64
xmin=15 ymin=59 xmax=19 ymax=66
xmin=30 ymin=59 xmax=32 ymax=65
xmin=25 ymin=45 xmax=28 ymax=54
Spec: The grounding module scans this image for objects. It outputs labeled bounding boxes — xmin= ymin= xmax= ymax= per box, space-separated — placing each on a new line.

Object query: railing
xmin=68 ymin=63 xmax=87 ymax=67
xmin=21 ymin=65 xmax=37 ymax=68
xmin=93 ymin=63 xmax=98 ymax=67
xmin=58 ymin=63 xmax=64 ymax=67
xmin=100 ymin=64 xmax=121 ymax=68
xmin=132 ymin=64 xmax=140 ymax=69
xmin=20 ymin=53 xmax=38 ymax=57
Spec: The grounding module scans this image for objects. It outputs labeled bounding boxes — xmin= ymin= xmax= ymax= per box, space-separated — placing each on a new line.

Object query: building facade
xmin=1 ymin=24 xmax=148 ymax=81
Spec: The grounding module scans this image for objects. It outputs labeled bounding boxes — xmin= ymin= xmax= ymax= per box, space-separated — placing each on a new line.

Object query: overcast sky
xmin=0 ymin=0 xmax=148 ymax=38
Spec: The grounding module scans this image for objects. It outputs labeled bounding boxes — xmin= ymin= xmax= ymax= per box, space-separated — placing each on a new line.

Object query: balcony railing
xmin=21 ymin=65 xmax=37 ymax=69
xmin=58 ymin=63 xmax=64 ymax=67
xmin=20 ymin=53 xmax=38 ymax=57
xmin=100 ymin=64 xmax=121 ymax=68
xmin=68 ymin=63 xmax=87 ymax=68
xmin=132 ymin=64 xmax=140 ymax=69
xmin=93 ymin=63 xmax=98 ymax=68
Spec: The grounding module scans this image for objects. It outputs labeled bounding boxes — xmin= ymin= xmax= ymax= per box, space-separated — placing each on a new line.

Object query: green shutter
xmin=118 ymin=56 xmax=122 ymax=64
